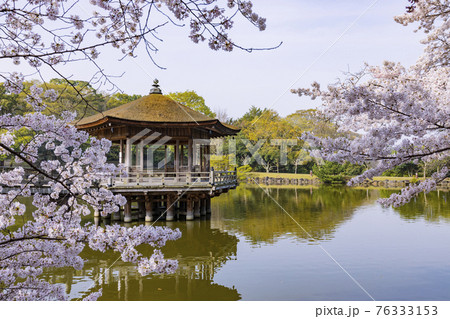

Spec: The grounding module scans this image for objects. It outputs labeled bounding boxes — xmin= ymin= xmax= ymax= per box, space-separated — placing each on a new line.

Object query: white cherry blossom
xmin=294 ymin=1 xmax=449 ymax=207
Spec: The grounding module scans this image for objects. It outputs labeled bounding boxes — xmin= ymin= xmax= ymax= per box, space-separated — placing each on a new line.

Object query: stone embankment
xmin=245 ymin=176 xmax=319 ymax=186
xmin=245 ymin=176 xmax=450 ymax=188
xmin=359 ymin=179 xmax=450 ymax=188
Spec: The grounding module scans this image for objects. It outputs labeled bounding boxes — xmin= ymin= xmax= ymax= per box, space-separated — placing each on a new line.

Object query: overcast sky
xmin=5 ymin=0 xmax=426 ymax=120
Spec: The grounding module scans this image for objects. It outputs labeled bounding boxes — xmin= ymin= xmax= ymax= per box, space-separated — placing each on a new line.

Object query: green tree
xmin=232 ymin=106 xmax=264 ymax=127
xmin=168 ymin=90 xmax=216 ymax=118
xmin=0 ymin=79 xmax=108 ymax=119
xmin=291 ymin=149 xmax=315 ymax=174
xmin=106 ymin=92 xmax=142 ymax=109
xmin=422 ymin=157 xmax=450 ymax=178
xmin=0 ymin=83 xmax=30 ymax=115
xmin=235 ymin=108 xmax=300 ymax=173
xmin=286 ymin=109 xmax=341 ymax=138
xmin=313 ymin=161 xmax=364 ymax=184
xmin=382 ymin=162 xmax=420 ymax=177
xmin=313 ymin=161 xmax=347 ymax=184
xmin=42 ymin=79 xmax=107 ymax=119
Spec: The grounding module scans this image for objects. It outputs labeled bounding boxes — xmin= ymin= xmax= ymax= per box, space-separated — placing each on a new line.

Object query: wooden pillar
xmin=159 ymin=195 xmax=164 ymax=208
xmin=206 ymin=196 xmax=211 ymax=214
xmin=180 ymin=144 xmax=184 ymax=170
xmin=193 ymin=198 xmax=200 ymax=218
xmin=138 ymin=199 xmax=145 ymax=219
xmin=188 ymin=139 xmax=193 ymax=172
xmin=179 ymin=198 xmax=186 ymax=212
xmin=138 ymin=141 xmax=144 ymax=171
xmin=166 ymin=194 xmax=175 ymax=221
xmin=112 ymin=207 xmax=121 ymax=221
xmin=119 ymin=139 xmax=123 ymax=164
xmin=175 ymin=140 xmax=180 ymax=172
xmin=186 ymin=196 xmax=194 ymax=221
xmin=200 ymin=198 xmax=206 ymax=216
xmin=125 ymin=138 xmax=132 ymax=172
xmin=124 ymin=197 xmax=132 ymax=223
xmin=200 ymin=145 xmax=204 ymax=171
xmin=175 ymin=140 xmax=180 ymax=181
xmin=164 ymin=145 xmax=168 ymax=172
xmin=207 ymin=144 xmax=211 ymax=171
xmin=145 ymin=195 xmax=153 ymax=222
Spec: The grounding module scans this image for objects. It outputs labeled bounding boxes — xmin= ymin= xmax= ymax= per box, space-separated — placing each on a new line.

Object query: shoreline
xmin=244 ymin=172 xmax=450 ymax=189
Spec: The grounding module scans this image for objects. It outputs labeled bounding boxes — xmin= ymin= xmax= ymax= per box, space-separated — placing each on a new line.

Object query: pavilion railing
xmin=0 ymin=166 xmax=238 ymax=189
xmin=111 ymin=169 xmax=237 ymax=187
xmin=210 ymin=170 xmax=238 ymax=186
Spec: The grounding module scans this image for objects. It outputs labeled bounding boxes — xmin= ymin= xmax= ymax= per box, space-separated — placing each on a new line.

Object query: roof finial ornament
xmin=149 ymin=79 xmax=162 ymax=94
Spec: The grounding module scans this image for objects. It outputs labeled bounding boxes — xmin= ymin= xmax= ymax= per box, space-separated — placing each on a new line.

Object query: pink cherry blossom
xmin=294 ymin=1 xmax=449 ymax=207
xmin=0 ymin=0 xmax=269 ymax=301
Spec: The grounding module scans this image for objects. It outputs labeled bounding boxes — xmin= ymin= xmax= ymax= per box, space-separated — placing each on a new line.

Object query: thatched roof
xmin=77 ymin=94 xmax=219 ymax=125
xmin=75 ymin=85 xmax=239 ymax=137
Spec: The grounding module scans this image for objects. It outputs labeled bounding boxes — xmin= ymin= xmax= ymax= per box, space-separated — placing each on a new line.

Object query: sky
xmin=4 ymin=0 xmax=426 ymax=120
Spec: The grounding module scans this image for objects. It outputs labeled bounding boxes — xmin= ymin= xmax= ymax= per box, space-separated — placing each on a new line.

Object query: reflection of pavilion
xmin=43 ymin=220 xmax=240 ymax=301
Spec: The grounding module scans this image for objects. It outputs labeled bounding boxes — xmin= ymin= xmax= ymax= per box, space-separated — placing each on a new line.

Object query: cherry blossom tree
xmin=293 ymin=0 xmax=449 ymax=207
xmin=0 ymin=0 xmax=268 ymax=300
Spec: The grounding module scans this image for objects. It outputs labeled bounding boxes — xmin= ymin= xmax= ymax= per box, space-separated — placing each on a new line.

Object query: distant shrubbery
xmin=313 ymin=161 xmax=365 ymax=184
xmin=382 ymin=162 xmax=420 ymax=177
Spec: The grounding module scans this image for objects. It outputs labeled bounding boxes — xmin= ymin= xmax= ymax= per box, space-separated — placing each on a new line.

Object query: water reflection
xmin=43 ymin=220 xmax=240 ymax=301
xmin=380 ymin=189 xmax=449 ymax=222
xmin=211 ymin=185 xmax=380 ymax=244
xmin=39 ymin=185 xmax=450 ymax=300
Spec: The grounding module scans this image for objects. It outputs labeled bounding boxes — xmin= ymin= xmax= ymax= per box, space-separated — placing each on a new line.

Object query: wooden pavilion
xmin=76 ymin=80 xmax=239 ymax=222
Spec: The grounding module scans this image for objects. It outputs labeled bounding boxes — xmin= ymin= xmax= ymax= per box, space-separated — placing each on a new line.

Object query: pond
xmin=42 ymin=185 xmax=450 ymax=301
